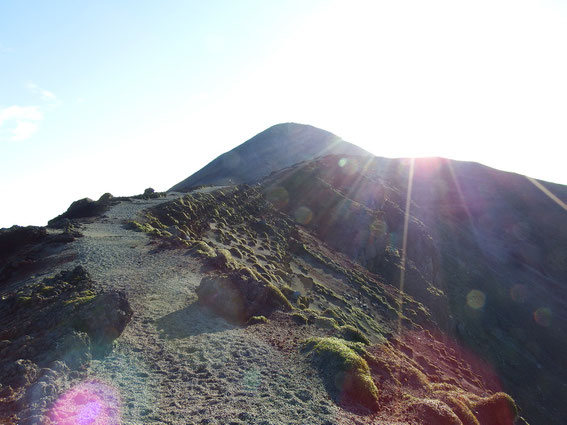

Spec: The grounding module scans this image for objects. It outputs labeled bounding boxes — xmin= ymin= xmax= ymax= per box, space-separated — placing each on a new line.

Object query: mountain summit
xmin=169 ymin=123 xmax=371 ymax=191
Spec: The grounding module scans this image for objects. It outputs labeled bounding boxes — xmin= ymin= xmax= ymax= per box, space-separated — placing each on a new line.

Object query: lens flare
xmin=534 ymin=307 xmax=552 ymax=327
xmin=466 ymin=290 xmax=486 ymax=310
xmin=265 ymin=186 xmax=289 ymax=208
xmin=294 ymin=206 xmax=313 ymax=225
xmin=338 ymin=158 xmax=347 ymax=167
xmin=47 ymin=380 xmax=121 ymax=425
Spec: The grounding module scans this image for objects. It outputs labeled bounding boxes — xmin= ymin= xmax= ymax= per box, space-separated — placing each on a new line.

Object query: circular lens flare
xmin=294 ymin=206 xmax=313 ymax=225
xmin=534 ymin=307 xmax=552 ymax=327
xmin=265 ymin=186 xmax=289 ymax=208
xmin=48 ymin=380 xmax=121 ymax=424
xmin=466 ymin=290 xmax=486 ymax=310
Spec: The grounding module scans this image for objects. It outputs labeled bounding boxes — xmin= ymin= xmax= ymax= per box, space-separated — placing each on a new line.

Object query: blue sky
xmin=1 ymin=0 xmax=567 ymax=227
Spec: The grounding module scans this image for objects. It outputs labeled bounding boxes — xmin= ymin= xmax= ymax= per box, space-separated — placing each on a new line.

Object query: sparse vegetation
xmin=443 ymin=396 xmax=480 ymax=425
xmin=311 ymin=315 xmax=339 ymax=330
xmin=247 ymin=315 xmax=268 ymax=325
xmin=340 ymin=324 xmax=370 ymax=345
xmin=117 ymin=175 xmax=529 ymax=423
xmin=191 ymin=240 xmax=216 ymax=258
xmin=63 ymin=294 xmax=96 ymax=306
xmin=291 ymin=312 xmax=308 ymax=325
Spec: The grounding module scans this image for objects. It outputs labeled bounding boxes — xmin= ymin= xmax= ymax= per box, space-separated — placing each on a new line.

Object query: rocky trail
xmin=67 ymin=194 xmax=338 ymax=425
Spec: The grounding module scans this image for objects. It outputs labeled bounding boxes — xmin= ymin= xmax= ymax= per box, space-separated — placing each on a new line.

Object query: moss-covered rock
xmin=190 ymin=241 xmax=216 ymax=258
xmin=291 ymin=312 xmax=308 ymax=325
xmin=301 ymin=337 xmax=379 ymax=411
xmin=311 ymin=315 xmax=339 ymax=330
xmin=472 ymin=392 xmax=518 ymax=425
xmin=196 ymin=271 xmax=292 ymax=323
xmin=340 ymin=324 xmax=370 ymax=345
xmin=408 ymin=398 xmax=463 ymax=425
xmin=247 ymin=315 xmax=268 ymax=325
xmin=443 ymin=395 xmax=480 ymax=425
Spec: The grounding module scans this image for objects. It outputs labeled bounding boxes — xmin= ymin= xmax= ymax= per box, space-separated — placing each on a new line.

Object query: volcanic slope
xmin=3 ymin=124 xmax=566 ymax=424
xmin=169 ymin=122 xmax=371 ymax=191
xmin=1 ymin=183 xmax=530 ymax=424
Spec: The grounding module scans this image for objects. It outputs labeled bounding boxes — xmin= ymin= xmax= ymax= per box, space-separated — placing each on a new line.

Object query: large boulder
xmin=73 ymin=290 xmax=133 ymax=356
xmin=196 ymin=270 xmax=291 ymax=323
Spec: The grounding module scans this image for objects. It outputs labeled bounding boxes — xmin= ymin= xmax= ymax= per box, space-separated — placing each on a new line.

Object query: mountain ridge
xmin=1 ymin=124 xmax=566 ymax=424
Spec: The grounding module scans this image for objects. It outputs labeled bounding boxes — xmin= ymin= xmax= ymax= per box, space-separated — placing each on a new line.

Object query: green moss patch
xmin=190 ymin=240 xmax=216 ymax=258
xmin=247 ymin=315 xmax=268 ymax=325
xmin=63 ymin=294 xmax=96 ymax=306
xmin=340 ymin=324 xmax=370 ymax=345
xmin=301 ymin=337 xmax=379 ymax=411
xmin=311 ymin=315 xmax=339 ymax=330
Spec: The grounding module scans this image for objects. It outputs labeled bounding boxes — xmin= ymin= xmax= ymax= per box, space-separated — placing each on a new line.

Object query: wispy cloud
xmin=0 ymin=105 xmax=44 ymax=142
xmin=0 ymin=83 xmax=60 ymax=142
xmin=27 ymin=82 xmax=58 ymax=104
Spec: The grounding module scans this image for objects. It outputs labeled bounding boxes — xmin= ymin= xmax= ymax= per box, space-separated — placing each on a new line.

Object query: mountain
xmin=1 ymin=124 xmax=566 ymax=425
xmin=169 ymin=122 xmax=372 ymax=191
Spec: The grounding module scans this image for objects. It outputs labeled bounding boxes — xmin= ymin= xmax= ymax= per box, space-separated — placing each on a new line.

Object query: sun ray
xmin=526 ymin=176 xmax=567 ymax=212
xmin=445 ymin=160 xmax=486 ymax=253
xmin=340 ymin=155 xmax=377 ymax=202
xmin=396 ymin=158 xmax=415 ymax=385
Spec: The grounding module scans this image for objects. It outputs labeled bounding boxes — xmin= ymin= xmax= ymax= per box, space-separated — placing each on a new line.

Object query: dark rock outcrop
xmin=73 ymin=290 xmax=133 ymax=356
xmin=0 ymin=225 xmax=78 ymax=286
xmin=0 ymin=266 xmax=132 ymax=422
xmin=47 ymin=193 xmax=115 ymax=228
xmin=0 ymin=226 xmax=47 ymax=259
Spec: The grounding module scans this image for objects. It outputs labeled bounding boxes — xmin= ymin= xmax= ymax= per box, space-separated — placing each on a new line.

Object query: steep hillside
xmin=260 ymin=155 xmax=567 ymax=424
xmin=169 ymin=123 xmax=371 ymax=191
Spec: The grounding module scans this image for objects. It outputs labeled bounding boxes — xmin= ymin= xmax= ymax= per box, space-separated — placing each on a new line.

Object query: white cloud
xmin=0 ymin=105 xmax=44 ymax=142
xmin=0 ymin=106 xmax=43 ymax=126
xmin=0 ymin=83 xmax=59 ymax=142
xmin=11 ymin=121 xmax=39 ymax=141
xmin=27 ymin=82 xmax=58 ymax=103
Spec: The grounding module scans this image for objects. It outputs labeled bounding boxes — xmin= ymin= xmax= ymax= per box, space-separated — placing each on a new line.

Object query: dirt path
xmin=67 ymin=196 xmax=337 ymax=425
